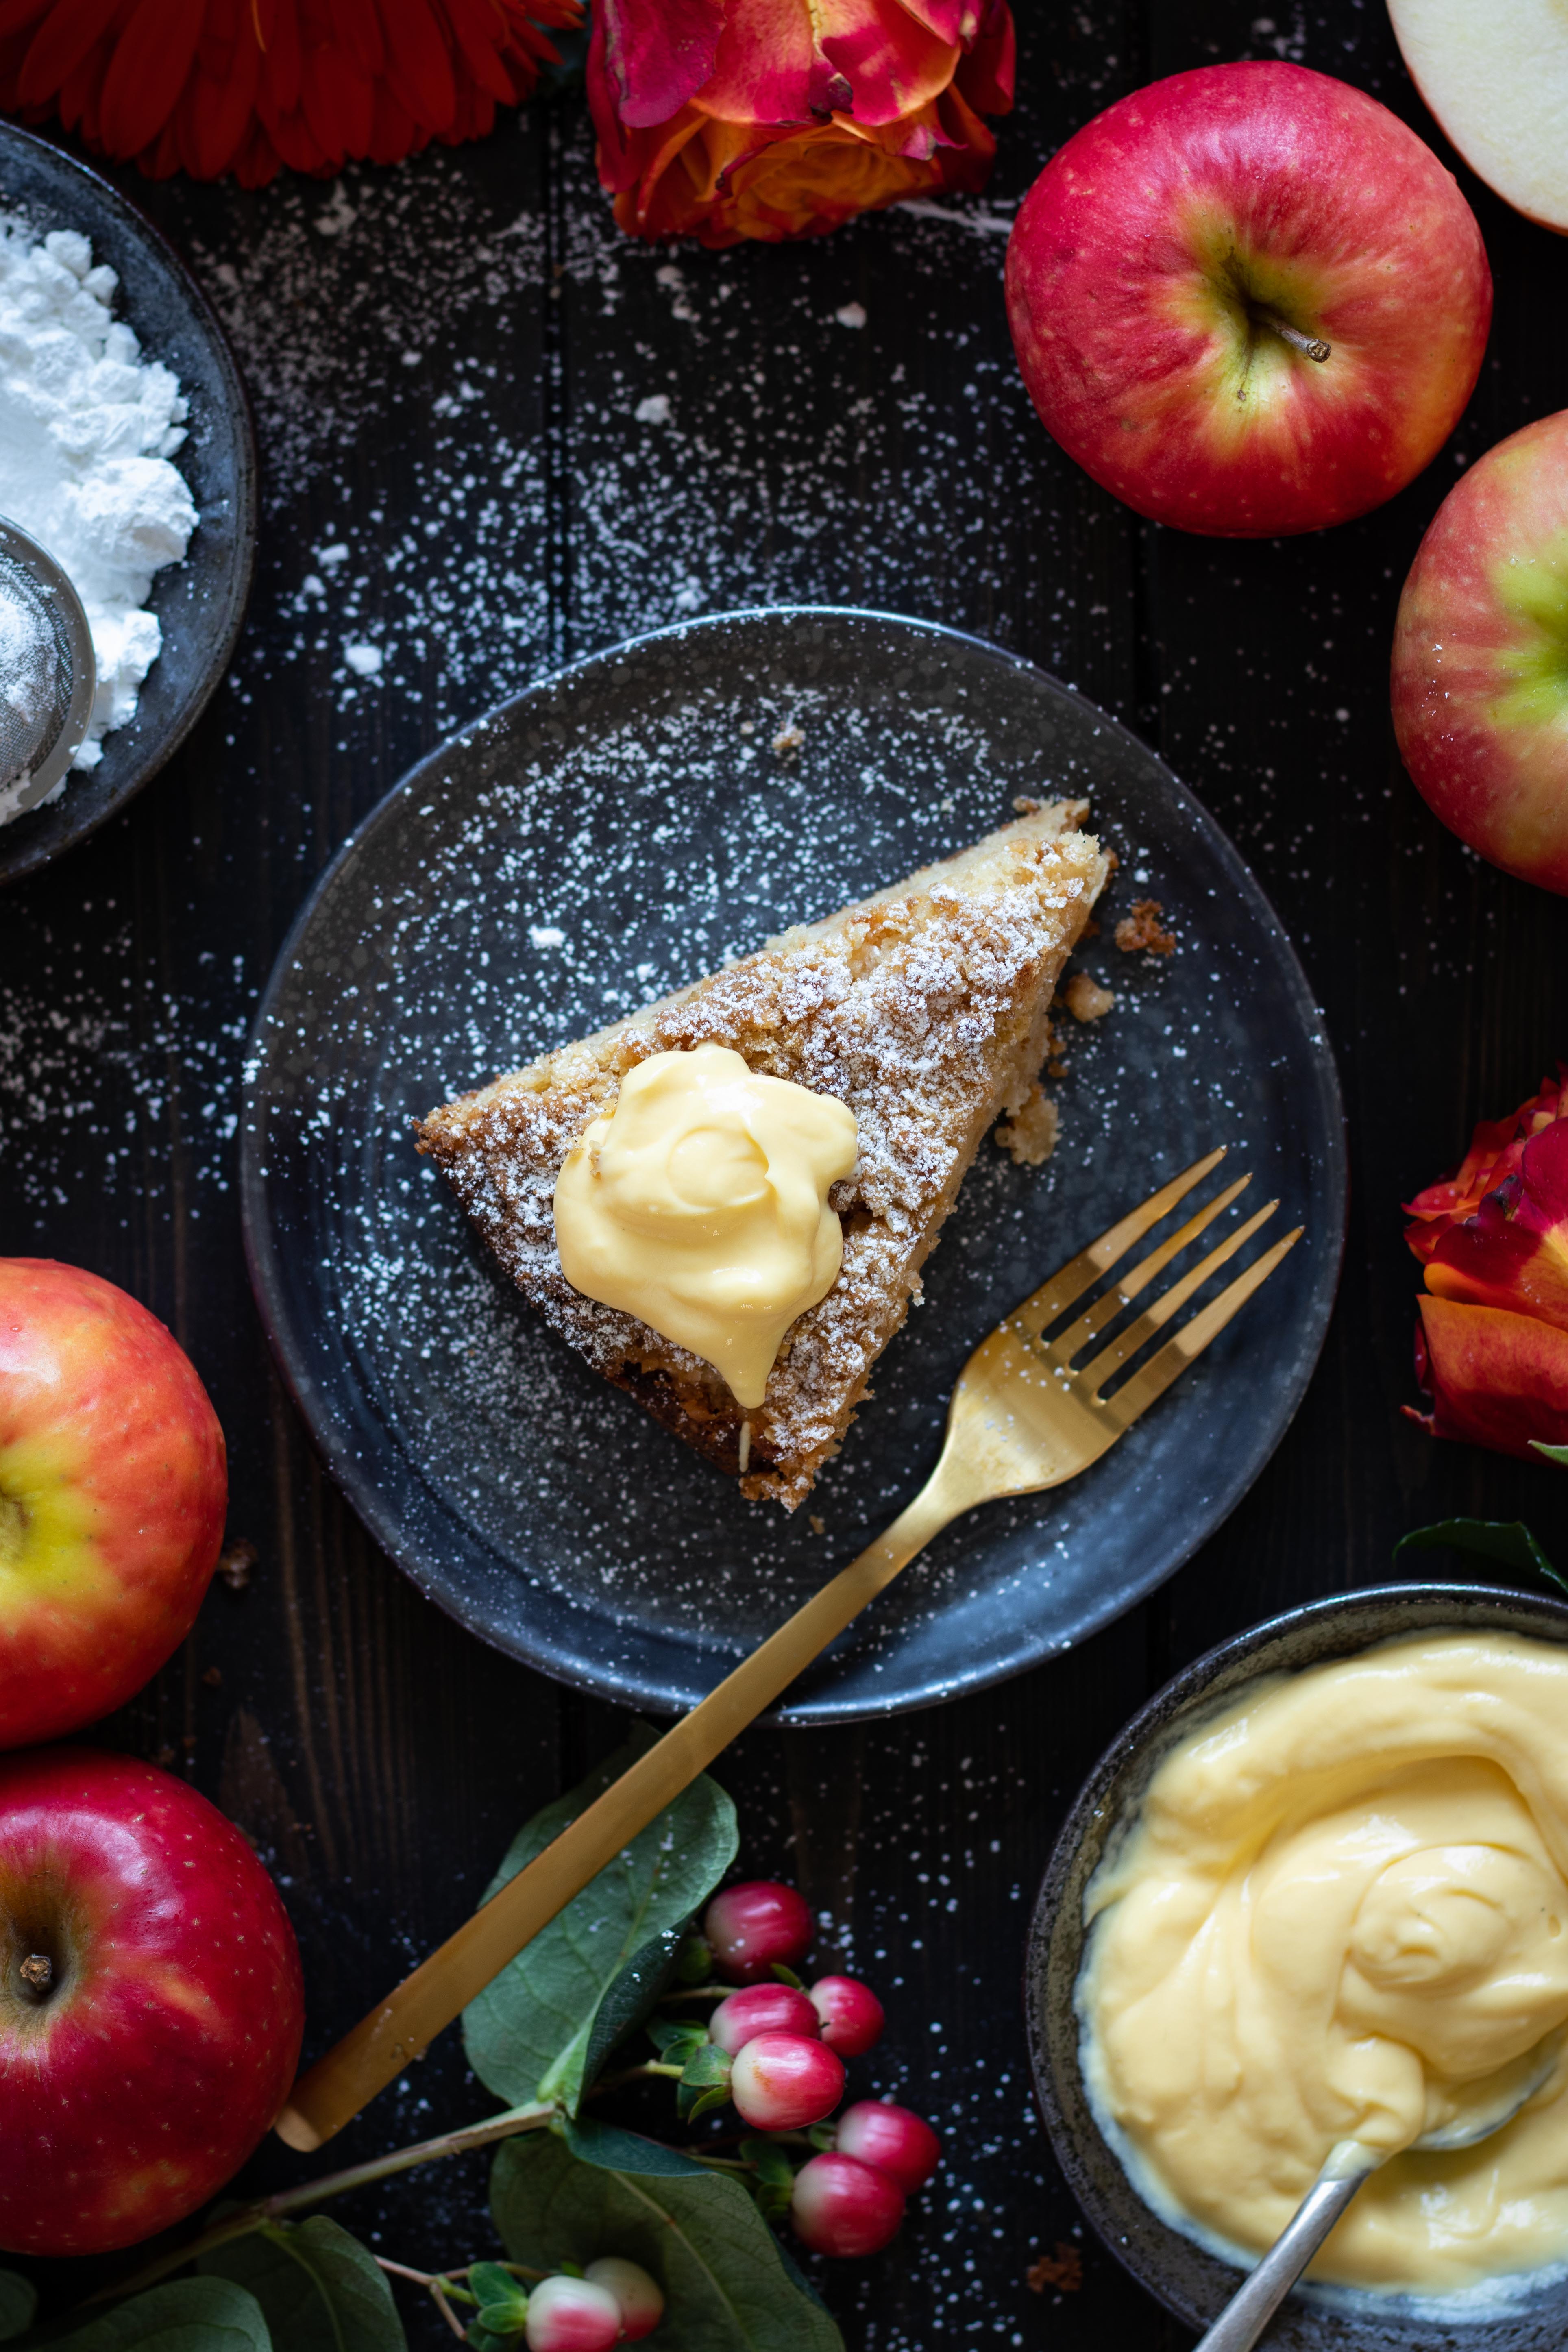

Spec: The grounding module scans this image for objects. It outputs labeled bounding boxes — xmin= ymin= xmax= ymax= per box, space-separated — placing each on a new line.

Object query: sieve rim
xmin=0 ymin=512 xmax=96 ymax=810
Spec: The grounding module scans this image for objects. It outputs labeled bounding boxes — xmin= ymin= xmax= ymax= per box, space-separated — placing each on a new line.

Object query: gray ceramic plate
xmin=240 ymin=606 xmax=1345 ymax=1723
xmin=0 ymin=121 xmax=256 ymax=885
xmin=1027 ymin=1580 xmax=1568 ymax=2352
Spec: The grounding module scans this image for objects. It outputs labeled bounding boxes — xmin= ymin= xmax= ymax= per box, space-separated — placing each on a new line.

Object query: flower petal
xmin=594 ymin=0 xmax=722 ymax=128
xmin=1410 ymin=1294 xmax=1568 ymax=1460
xmin=818 ymin=0 xmax=961 ymax=126
xmin=1406 ymin=1065 xmax=1568 ymax=1259
xmin=955 ymin=0 xmax=1012 ymax=112
xmin=98 ymin=0 xmax=205 ymax=156
xmin=15 ymin=0 xmax=118 ymax=105
xmin=1425 ymin=1119 xmax=1568 ymax=1334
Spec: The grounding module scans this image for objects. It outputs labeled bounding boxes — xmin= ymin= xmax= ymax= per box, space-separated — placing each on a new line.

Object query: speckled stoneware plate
xmin=1028 ymin=1582 xmax=1568 ymax=2352
xmin=241 ymin=607 xmax=1346 ymax=1723
xmin=0 ymin=120 xmax=255 ymax=886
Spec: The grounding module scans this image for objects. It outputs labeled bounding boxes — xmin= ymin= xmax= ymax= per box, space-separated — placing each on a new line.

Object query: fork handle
xmin=1193 ymin=2153 xmax=1374 ymax=2352
xmin=274 ymin=1471 xmax=964 ymax=2152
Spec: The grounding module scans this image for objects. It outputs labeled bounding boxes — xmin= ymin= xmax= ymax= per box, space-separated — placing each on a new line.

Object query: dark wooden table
xmin=5 ymin=2 xmax=1568 ymax=2343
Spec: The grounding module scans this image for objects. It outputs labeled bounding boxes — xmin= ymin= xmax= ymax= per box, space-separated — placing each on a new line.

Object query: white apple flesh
xmin=1387 ymin=0 xmax=1568 ymax=235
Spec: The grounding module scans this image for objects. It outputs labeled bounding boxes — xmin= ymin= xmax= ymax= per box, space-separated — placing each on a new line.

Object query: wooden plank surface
xmin=4 ymin=1 xmax=1568 ymax=2343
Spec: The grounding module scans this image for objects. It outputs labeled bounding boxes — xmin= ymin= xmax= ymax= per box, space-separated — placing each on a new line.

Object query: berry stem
xmin=76 ymin=2097 xmax=558 ymax=2308
xmin=591 ymin=2059 xmax=687 ymax=2091
xmin=1256 ymin=307 xmax=1330 ymax=363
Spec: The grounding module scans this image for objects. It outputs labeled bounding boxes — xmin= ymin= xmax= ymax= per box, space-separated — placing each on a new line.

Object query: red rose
xmin=587 ymin=0 xmax=1015 ymax=247
xmin=1405 ymin=1071 xmax=1568 ymax=1459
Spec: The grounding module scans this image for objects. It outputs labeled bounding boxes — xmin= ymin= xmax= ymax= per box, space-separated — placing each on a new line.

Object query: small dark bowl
xmin=1026 ymin=1582 xmax=1568 ymax=2352
xmin=0 ymin=120 xmax=256 ymax=886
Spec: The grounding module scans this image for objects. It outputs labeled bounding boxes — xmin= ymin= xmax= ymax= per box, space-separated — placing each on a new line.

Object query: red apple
xmin=1004 ymin=62 xmax=1491 ymax=537
xmin=0 ymin=1259 xmax=226 ymax=1745
xmin=0 ymin=1745 xmax=304 ymax=2255
xmin=1391 ymin=410 xmax=1568 ymax=895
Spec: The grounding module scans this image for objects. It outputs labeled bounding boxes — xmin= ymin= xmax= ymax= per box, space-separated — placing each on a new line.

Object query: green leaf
xmin=740 ymin=2140 xmax=796 ymax=2191
xmin=465 ymin=2266 xmax=521 ymax=2312
xmin=0 ymin=2274 xmax=35 ymax=2343
xmin=51 ymin=2279 xmax=272 ymax=2351
xmin=646 ymin=2016 xmax=706 ymax=2061
xmin=491 ymin=2121 xmax=841 ymax=2352
xmin=1394 ymin=1518 xmax=1566 ymax=1594
xmin=463 ymin=1724 xmax=738 ymax=2114
xmin=673 ymin=1935 xmax=713 ymax=1984
xmin=200 ymin=2217 xmax=405 ymax=2352
xmin=1533 ymin=1442 xmax=1568 ymax=1468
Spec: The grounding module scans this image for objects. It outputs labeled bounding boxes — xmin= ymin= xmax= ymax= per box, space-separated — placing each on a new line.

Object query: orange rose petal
xmin=819 ymin=0 xmax=960 ymax=126
xmin=1411 ymin=1295 xmax=1568 ymax=1461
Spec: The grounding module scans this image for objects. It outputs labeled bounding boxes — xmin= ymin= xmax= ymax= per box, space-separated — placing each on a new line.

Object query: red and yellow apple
xmin=0 ymin=1259 xmax=227 ymax=1746
xmin=1004 ymin=62 xmax=1491 ymax=537
xmin=0 ymin=1745 xmax=304 ymax=2255
xmin=1392 ymin=411 xmax=1568 ymax=896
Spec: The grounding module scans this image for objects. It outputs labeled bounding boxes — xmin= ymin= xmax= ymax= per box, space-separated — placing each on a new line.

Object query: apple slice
xmin=1387 ymin=0 xmax=1568 ymax=235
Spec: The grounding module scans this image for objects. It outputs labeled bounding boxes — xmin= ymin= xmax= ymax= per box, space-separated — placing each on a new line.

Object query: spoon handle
xmin=1193 ymin=2163 xmax=1369 ymax=2352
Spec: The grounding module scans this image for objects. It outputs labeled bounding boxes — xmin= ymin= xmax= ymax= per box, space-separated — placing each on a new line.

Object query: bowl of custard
xmin=1027 ymin=1581 xmax=1568 ymax=2350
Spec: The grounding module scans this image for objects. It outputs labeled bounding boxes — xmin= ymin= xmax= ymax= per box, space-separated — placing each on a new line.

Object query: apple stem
xmin=1256 ymin=307 xmax=1331 ymax=364
xmin=77 ymin=2097 xmax=558 ymax=2309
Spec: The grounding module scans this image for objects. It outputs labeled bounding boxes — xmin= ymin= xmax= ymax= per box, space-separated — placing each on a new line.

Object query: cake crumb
xmin=1115 ymin=898 xmax=1176 ymax=956
xmin=1028 ymin=2243 xmax=1083 ymax=2294
xmin=996 ymin=1083 xmax=1059 ymax=1167
xmin=217 ymin=1539 xmax=257 ymax=1591
xmin=772 ymin=724 xmax=805 ymax=755
xmin=1063 ymin=972 xmax=1115 ymax=1022
xmin=809 ymin=1514 xmax=825 ymax=1535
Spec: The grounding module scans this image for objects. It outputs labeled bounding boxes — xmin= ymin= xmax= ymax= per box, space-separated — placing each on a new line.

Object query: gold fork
xmin=276 ymin=1147 xmax=1300 ymax=2152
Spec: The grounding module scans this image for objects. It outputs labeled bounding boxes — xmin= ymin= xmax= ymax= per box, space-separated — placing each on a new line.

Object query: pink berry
xmin=730 ymin=2031 xmax=845 ymax=2130
xmin=710 ymin=1982 xmax=821 ymax=2056
xmin=808 ymin=1975 xmax=885 ymax=2056
xmin=835 ymin=2100 xmax=942 ymax=2192
xmin=584 ymin=2256 xmax=663 ymax=2340
xmin=703 ymin=1880 xmax=813 ymax=1983
xmin=790 ymin=2151 xmax=906 ymax=2256
xmin=524 ymin=2274 xmax=623 ymax=2352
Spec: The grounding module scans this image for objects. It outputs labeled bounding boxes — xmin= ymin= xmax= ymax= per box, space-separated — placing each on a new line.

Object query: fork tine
xmin=1093 ymin=1228 xmax=1303 ymax=1425
xmin=1045 ymin=1173 xmax=1253 ymax=1365
xmin=1007 ymin=1146 xmax=1229 ymax=1338
xmin=1074 ymin=1200 xmax=1280 ymax=1390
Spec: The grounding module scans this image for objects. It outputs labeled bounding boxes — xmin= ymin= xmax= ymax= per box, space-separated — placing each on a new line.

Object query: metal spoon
xmin=1194 ymin=2035 xmax=1564 ymax=2352
xmin=0 ymin=514 xmax=96 ymax=814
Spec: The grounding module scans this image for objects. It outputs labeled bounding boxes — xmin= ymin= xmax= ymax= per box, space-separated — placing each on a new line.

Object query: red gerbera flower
xmin=0 ymin=0 xmax=583 ymax=185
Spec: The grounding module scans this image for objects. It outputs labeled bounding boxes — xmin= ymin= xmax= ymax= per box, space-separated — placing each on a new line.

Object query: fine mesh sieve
xmin=0 ymin=515 xmax=96 ymax=814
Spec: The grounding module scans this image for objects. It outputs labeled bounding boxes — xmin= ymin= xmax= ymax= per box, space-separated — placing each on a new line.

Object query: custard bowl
xmin=1026 ymin=1581 xmax=1568 ymax=2352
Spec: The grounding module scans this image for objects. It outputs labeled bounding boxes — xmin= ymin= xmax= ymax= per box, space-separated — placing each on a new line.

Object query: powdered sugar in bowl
xmin=0 ymin=122 xmax=255 ymax=886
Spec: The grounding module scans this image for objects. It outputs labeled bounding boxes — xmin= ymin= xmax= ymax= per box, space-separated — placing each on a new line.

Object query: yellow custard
xmin=553 ymin=1045 xmax=858 ymax=1409
xmin=1079 ymin=1632 xmax=1568 ymax=2298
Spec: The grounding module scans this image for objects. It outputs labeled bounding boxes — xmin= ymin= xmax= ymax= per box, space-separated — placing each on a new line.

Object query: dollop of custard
xmin=1079 ymin=1634 xmax=1568 ymax=2297
xmin=553 ymin=1045 xmax=858 ymax=1409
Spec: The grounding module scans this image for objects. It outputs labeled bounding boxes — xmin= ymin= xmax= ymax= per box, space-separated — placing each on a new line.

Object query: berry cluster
xmin=694 ymin=1879 xmax=942 ymax=2258
xmin=468 ymin=2255 xmax=663 ymax=2350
